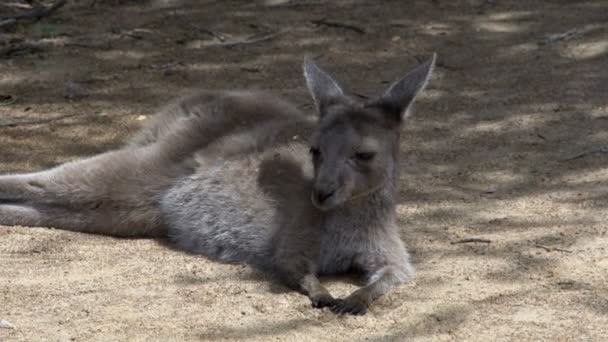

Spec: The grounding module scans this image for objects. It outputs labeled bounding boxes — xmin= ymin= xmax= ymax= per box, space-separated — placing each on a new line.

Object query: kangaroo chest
xmin=315 ymin=220 xmax=377 ymax=276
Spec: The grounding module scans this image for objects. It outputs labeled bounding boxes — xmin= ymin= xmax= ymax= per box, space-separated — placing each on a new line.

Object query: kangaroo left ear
xmin=303 ymin=56 xmax=345 ymax=118
xmin=371 ymin=53 xmax=436 ymax=123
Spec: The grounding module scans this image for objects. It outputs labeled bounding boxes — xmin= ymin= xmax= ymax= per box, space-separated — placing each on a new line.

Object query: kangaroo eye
xmin=309 ymin=147 xmax=321 ymax=158
xmin=354 ymin=152 xmax=375 ymax=161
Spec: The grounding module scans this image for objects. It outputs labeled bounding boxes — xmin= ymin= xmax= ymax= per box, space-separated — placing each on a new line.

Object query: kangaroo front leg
xmin=300 ymin=273 xmax=337 ymax=309
xmin=274 ymin=251 xmax=337 ymax=309
xmin=333 ymin=264 xmax=413 ymax=315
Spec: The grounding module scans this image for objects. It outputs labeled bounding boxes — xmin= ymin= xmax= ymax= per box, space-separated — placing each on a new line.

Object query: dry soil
xmin=1 ymin=0 xmax=607 ymax=341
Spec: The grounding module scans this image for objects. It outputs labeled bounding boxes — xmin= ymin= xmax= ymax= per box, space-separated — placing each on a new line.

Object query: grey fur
xmin=0 ymin=55 xmax=436 ymax=315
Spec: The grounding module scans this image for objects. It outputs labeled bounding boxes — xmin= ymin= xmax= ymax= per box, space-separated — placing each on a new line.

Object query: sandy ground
xmin=1 ymin=0 xmax=607 ymax=341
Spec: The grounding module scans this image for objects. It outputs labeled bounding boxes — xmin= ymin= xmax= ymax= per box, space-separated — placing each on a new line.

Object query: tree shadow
xmin=1 ymin=0 xmax=607 ymax=339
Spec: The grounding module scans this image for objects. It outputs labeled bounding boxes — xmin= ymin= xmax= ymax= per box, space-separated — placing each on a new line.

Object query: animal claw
xmin=311 ymin=294 xmax=338 ymax=308
xmin=330 ymin=298 xmax=368 ymax=315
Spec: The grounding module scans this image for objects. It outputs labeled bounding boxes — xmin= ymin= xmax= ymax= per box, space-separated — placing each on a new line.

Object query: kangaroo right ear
xmin=372 ymin=53 xmax=436 ymax=123
xmin=303 ymin=57 xmax=345 ymax=117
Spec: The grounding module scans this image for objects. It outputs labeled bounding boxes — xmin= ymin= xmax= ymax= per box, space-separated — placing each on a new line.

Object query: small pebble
xmin=0 ymin=319 xmax=15 ymax=329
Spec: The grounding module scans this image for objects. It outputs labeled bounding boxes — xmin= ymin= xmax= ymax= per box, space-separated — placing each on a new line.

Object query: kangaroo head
xmin=303 ymin=54 xmax=436 ymax=211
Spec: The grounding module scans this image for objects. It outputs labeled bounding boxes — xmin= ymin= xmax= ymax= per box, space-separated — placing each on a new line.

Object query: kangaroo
xmin=0 ymin=54 xmax=436 ymax=315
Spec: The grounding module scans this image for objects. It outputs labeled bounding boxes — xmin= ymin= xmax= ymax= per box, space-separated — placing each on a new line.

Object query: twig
xmin=198 ymin=27 xmax=226 ymax=42
xmin=451 ymin=238 xmax=492 ymax=245
xmin=542 ymin=29 xmax=580 ymax=45
xmin=24 ymin=0 xmax=44 ymax=5
xmin=311 ymin=18 xmax=366 ymax=34
xmin=0 ymin=42 xmax=44 ymax=57
xmin=561 ymin=146 xmax=608 ymax=161
xmin=0 ymin=0 xmax=67 ymax=22
xmin=240 ymin=66 xmax=261 ymax=73
xmin=63 ymin=42 xmax=107 ymax=49
xmin=120 ymin=32 xmax=144 ymax=40
xmin=0 ymin=18 xmax=17 ymax=27
xmin=563 ymin=152 xmax=589 ymax=161
xmin=265 ymin=0 xmax=324 ymax=7
xmin=534 ymin=244 xmax=573 ymax=253
xmin=297 ymin=102 xmax=313 ymax=110
xmin=557 ymin=280 xmax=574 ymax=286
xmin=436 ymin=61 xmax=460 ymax=71
xmin=214 ymin=31 xmax=283 ymax=48
xmin=0 ymin=113 xmax=84 ymax=128
xmin=184 ymin=21 xmax=226 ymax=42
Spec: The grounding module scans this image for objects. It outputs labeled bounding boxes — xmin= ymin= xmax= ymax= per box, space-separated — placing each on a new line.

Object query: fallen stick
xmin=214 ymin=31 xmax=283 ymax=48
xmin=450 ymin=238 xmax=492 ymax=245
xmin=311 ymin=18 xmax=366 ymax=34
xmin=267 ymin=0 xmax=324 ymax=7
xmin=0 ymin=18 xmax=17 ymax=28
xmin=561 ymin=145 xmax=608 ymax=161
xmin=534 ymin=244 xmax=573 ymax=253
xmin=0 ymin=0 xmax=67 ymax=22
xmin=0 ymin=42 xmax=44 ymax=57
xmin=0 ymin=113 xmax=84 ymax=128
xmin=184 ymin=21 xmax=226 ymax=42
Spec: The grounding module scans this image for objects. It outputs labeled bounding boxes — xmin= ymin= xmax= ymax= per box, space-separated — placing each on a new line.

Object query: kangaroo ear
xmin=373 ymin=53 xmax=436 ymax=123
xmin=303 ymin=57 xmax=345 ymax=116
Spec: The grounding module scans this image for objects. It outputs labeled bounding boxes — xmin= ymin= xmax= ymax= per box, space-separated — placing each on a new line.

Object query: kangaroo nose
xmin=314 ymin=188 xmax=335 ymax=204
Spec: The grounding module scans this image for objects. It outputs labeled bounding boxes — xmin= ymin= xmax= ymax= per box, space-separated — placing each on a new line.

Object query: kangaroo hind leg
xmin=0 ymin=203 xmax=164 ymax=237
xmin=0 ymin=170 xmax=58 ymax=204
xmin=0 ymin=148 xmax=172 ymax=237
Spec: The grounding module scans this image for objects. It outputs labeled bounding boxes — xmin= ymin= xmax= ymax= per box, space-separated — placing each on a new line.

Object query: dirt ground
xmin=1 ymin=0 xmax=607 ymax=341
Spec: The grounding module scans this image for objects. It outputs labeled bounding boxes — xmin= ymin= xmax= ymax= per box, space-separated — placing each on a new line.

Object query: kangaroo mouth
xmin=310 ymin=181 xmax=386 ymax=211
xmin=311 ymin=190 xmax=340 ymax=211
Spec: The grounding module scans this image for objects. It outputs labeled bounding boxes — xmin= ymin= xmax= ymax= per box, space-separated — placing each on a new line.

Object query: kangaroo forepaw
xmin=331 ymin=297 xmax=368 ymax=315
xmin=310 ymin=293 xmax=338 ymax=309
